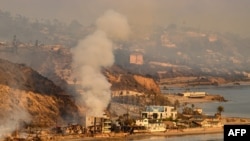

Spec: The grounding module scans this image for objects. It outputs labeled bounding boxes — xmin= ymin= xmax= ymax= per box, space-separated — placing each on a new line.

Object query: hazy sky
xmin=1 ymin=0 xmax=250 ymax=37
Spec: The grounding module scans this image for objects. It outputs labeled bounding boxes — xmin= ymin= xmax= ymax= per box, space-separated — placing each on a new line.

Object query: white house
xmin=141 ymin=105 xmax=177 ymax=120
xmin=179 ymin=92 xmax=206 ymax=98
xmin=135 ymin=118 xmax=167 ymax=132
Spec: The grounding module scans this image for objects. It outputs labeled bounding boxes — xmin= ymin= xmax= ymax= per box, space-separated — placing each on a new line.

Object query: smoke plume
xmin=0 ymin=91 xmax=31 ymax=139
xmin=0 ymin=108 xmax=30 ymax=139
xmin=71 ymin=10 xmax=130 ymax=117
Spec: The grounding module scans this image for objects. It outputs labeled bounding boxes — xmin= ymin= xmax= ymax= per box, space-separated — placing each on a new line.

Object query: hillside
xmin=114 ymin=26 xmax=250 ymax=85
xmin=0 ymin=59 xmax=78 ymax=132
xmin=104 ymin=66 xmax=161 ymax=94
xmin=0 ymin=56 xmax=163 ymax=126
xmin=1 ymin=10 xmax=250 ymax=86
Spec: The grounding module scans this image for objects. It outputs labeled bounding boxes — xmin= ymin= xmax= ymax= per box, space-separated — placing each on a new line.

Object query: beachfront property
xmin=193 ymin=108 xmax=203 ymax=114
xmin=189 ymin=115 xmax=222 ymax=127
xmin=176 ymin=115 xmax=222 ymax=128
xmin=135 ymin=118 xmax=166 ymax=132
xmin=179 ymin=91 xmax=206 ymax=98
xmin=82 ymin=115 xmax=112 ymax=133
xmin=141 ymin=105 xmax=177 ymax=120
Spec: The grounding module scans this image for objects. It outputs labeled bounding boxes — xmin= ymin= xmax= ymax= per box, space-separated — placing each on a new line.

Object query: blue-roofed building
xmin=141 ymin=105 xmax=177 ymax=120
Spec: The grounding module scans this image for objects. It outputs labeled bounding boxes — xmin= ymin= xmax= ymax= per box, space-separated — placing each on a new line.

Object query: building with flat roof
xmin=179 ymin=91 xmax=206 ymax=98
xmin=82 ymin=114 xmax=111 ymax=133
xmin=141 ymin=105 xmax=177 ymax=120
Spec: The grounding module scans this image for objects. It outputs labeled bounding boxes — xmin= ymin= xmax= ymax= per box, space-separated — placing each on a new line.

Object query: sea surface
xmin=132 ymin=85 xmax=250 ymax=141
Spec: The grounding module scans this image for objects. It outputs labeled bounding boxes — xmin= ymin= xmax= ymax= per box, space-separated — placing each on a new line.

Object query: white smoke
xmin=0 ymin=92 xmax=31 ymax=139
xmin=96 ymin=10 xmax=131 ymax=41
xmin=71 ymin=10 xmax=130 ymax=117
xmin=0 ymin=108 xmax=30 ymax=139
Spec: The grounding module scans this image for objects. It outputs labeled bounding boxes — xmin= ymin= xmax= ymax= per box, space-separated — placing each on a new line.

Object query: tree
xmin=217 ymin=105 xmax=224 ymax=115
xmin=183 ymin=102 xmax=188 ymax=107
xmin=182 ymin=107 xmax=193 ymax=115
xmin=191 ymin=104 xmax=195 ymax=110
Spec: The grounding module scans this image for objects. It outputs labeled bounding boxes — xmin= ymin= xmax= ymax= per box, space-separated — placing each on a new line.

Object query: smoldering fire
xmin=71 ymin=9 xmax=130 ymax=117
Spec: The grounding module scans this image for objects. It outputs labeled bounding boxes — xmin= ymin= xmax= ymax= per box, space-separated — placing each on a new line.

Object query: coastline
xmin=60 ymin=127 xmax=223 ymax=141
xmin=59 ymin=116 xmax=250 ymax=141
xmin=7 ymin=85 xmax=248 ymax=141
xmin=51 ymin=85 xmax=250 ymax=141
xmin=165 ymin=93 xmax=226 ymax=105
xmin=125 ymin=127 xmax=223 ymax=140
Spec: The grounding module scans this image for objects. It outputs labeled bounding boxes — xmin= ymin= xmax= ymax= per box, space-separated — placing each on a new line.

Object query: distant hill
xmin=1 ymin=11 xmax=250 ymax=88
xmin=114 ymin=26 xmax=250 ymax=83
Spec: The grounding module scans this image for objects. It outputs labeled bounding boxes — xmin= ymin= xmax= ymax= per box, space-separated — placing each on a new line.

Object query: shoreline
xmin=61 ymin=127 xmax=224 ymax=141
xmin=61 ymin=116 xmax=250 ymax=141
xmin=159 ymin=80 xmax=250 ymax=88
xmin=164 ymin=93 xmax=226 ymax=105
xmin=126 ymin=127 xmax=223 ymax=140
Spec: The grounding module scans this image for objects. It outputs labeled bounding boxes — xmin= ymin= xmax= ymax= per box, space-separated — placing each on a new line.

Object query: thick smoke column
xmin=71 ymin=10 xmax=130 ymax=116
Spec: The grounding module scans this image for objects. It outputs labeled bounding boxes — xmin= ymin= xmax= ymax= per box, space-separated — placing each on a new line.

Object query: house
xmin=193 ymin=108 xmax=203 ymax=114
xmin=190 ymin=115 xmax=222 ymax=127
xmin=176 ymin=120 xmax=193 ymax=128
xmin=179 ymin=91 xmax=206 ymax=98
xmin=82 ymin=115 xmax=112 ymax=133
xmin=135 ymin=118 xmax=166 ymax=132
xmin=141 ymin=105 xmax=177 ymax=120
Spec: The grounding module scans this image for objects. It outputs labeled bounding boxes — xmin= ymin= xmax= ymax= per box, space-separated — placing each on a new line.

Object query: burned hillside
xmin=103 ymin=66 xmax=160 ymax=94
xmin=0 ymin=58 xmax=79 ymax=130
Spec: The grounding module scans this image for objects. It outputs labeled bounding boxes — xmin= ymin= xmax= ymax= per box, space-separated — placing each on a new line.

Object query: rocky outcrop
xmin=104 ymin=66 xmax=161 ymax=94
xmin=133 ymin=75 xmax=160 ymax=94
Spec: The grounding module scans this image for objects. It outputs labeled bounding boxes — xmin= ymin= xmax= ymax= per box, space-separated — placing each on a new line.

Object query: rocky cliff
xmin=104 ymin=66 xmax=161 ymax=94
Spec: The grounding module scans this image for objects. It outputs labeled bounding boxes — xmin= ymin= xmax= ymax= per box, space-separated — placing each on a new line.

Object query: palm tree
xmin=217 ymin=105 xmax=224 ymax=115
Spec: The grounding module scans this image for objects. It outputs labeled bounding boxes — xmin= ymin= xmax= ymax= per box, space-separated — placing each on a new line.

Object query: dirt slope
xmin=0 ymin=59 xmax=78 ymax=128
xmin=104 ymin=66 xmax=161 ymax=94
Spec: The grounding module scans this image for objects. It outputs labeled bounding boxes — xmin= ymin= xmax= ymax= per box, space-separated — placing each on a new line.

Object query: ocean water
xmin=162 ymin=85 xmax=250 ymax=118
xmin=188 ymin=85 xmax=250 ymax=118
xmin=132 ymin=85 xmax=250 ymax=141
